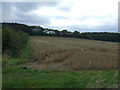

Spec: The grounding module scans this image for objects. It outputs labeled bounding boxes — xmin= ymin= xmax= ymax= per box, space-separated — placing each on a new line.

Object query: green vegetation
xmin=2 ymin=40 xmax=31 ymax=66
xmin=3 ymin=65 xmax=119 ymax=88
xmin=2 ymin=26 xmax=29 ymax=58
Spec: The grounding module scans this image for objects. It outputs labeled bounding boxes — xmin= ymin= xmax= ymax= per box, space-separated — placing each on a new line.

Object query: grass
xmin=20 ymin=40 xmax=32 ymax=60
xmin=2 ymin=58 xmax=27 ymax=66
xmin=3 ymin=66 xmax=119 ymax=88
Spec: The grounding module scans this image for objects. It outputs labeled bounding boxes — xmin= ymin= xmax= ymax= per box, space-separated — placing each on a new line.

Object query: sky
xmin=1 ymin=0 xmax=119 ymax=32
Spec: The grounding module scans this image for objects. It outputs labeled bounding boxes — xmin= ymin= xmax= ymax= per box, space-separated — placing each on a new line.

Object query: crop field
xmin=24 ymin=36 xmax=119 ymax=71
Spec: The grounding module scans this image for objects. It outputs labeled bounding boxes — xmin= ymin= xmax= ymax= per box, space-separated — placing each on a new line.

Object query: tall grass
xmin=2 ymin=41 xmax=32 ymax=66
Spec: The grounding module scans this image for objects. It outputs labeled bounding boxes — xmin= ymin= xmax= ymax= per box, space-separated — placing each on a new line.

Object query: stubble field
xmin=24 ymin=36 xmax=119 ymax=71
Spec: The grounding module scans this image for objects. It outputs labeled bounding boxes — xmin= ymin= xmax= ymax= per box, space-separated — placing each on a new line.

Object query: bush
xmin=2 ymin=26 xmax=29 ymax=58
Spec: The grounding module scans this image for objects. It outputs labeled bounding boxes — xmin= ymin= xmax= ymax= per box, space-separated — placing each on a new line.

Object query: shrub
xmin=2 ymin=26 xmax=29 ymax=58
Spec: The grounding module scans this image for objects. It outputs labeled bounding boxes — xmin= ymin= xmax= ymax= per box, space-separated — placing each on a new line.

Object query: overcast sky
xmin=1 ymin=0 xmax=119 ymax=32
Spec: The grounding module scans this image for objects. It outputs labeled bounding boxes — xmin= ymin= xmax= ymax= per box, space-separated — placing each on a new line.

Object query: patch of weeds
xmin=9 ymin=58 xmax=27 ymax=65
xmin=20 ymin=41 xmax=32 ymax=60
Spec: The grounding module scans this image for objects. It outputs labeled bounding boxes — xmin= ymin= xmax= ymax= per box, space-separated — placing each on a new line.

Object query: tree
xmin=61 ymin=30 xmax=68 ymax=37
xmin=2 ymin=27 xmax=29 ymax=57
xmin=73 ymin=31 xmax=80 ymax=38
xmin=54 ymin=30 xmax=61 ymax=37
xmin=73 ymin=31 xmax=79 ymax=34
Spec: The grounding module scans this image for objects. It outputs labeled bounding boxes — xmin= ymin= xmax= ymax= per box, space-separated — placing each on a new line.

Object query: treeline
xmin=2 ymin=24 xmax=29 ymax=58
xmin=2 ymin=22 xmax=120 ymax=42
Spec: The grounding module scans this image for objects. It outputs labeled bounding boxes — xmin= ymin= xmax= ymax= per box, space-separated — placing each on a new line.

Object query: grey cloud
xmin=4 ymin=11 xmax=51 ymax=26
xmin=2 ymin=2 xmax=58 ymax=12
xmin=2 ymin=2 xmax=13 ymax=17
xmin=2 ymin=2 xmax=68 ymax=26
xmin=2 ymin=15 xmax=51 ymax=26
xmin=66 ymin=25 xmax=118 ymax=32
xmin=15 ymin=2 xmax=58 ymax=12
xmin=2 ymin=2 xmax=55 ymax=25
xmin=54 ymin=16 xmax=68 ymax=20
xmin=17 ymin=15 xmax=51 ymax=25
xmin=58 ymin=6 xmax=70 ymax=11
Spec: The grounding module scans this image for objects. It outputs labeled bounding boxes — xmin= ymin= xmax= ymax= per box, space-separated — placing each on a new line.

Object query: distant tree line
xmin=2 ymin=22 xmax=120 ymax=43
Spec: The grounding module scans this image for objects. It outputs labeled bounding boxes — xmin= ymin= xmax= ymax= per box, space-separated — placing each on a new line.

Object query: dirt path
xmin=22 ymin=62 xmax=71 ymax=71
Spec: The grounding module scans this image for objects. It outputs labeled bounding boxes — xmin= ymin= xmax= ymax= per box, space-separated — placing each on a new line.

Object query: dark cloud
xmin=3 ymin=11 xmax=51 ymax=26
xmin=16 ymin=14 xmax=51 ymax=25
xmin=2 ymin=2 xmax=57 ymax=25
xmin=2 ymin=2 xmax=58 ymax=12
xmin=15 ymin=2 xmax=58 ymax=12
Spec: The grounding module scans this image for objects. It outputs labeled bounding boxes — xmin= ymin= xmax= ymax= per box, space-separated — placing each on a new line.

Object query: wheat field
xmin=24 ymin=36 xmax=119 ymax=71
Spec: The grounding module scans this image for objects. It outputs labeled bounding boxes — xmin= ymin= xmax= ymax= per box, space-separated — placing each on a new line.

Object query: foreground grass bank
xmin=3 ymin=65 xmax=119 ymax=88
